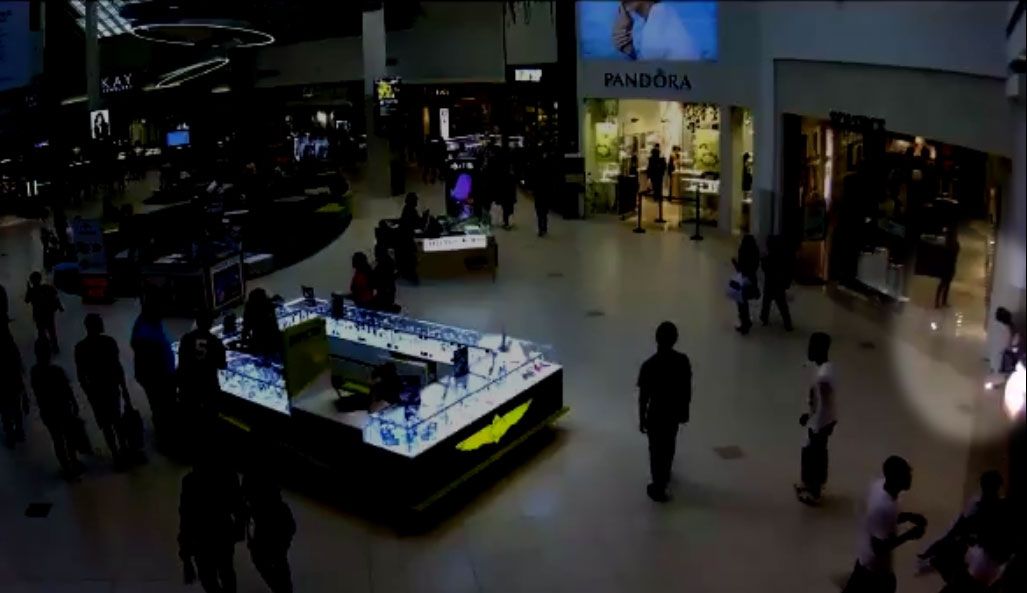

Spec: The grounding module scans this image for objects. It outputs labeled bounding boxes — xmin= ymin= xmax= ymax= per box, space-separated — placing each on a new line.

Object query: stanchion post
xmin=689 ymin=187 xmax=704 ymax=241
xmin=633 ymin=189 xmax=646 ymax=234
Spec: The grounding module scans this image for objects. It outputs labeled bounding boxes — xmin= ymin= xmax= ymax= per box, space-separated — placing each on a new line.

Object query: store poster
xmin=594 ymin=121 xmax=618 ymax=160
xmin=209 ymin=257 xmax=244 ymax=310
xmin=579 ymin=1 xmax=717 ymax=61
xmin=71 ymin=218 xmax=106 ymax=271
xmin=281 ymin=318 xmax=329 ymax=397
xmin=90 ymin=109 xmax=111 ymax=140
xmin=0 ymin=2 xmax=30 ymax=92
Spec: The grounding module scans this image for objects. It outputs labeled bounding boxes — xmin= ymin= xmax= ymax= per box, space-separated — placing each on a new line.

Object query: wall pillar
xmin=362 ymin=5 xmax=391 ymax=197
xmin=718 ymin=105 xmax=734 ymax=233
xmin=85 ymin=0 xmax=100 ymax=111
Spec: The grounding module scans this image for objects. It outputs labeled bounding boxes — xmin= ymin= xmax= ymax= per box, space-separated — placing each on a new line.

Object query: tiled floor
xmin=0 ymin=171 xmax=1010 ymax=592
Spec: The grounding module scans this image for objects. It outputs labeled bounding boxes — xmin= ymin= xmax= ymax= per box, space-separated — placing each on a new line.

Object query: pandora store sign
xmin=603 ymin=69 xmax=692 ymax=91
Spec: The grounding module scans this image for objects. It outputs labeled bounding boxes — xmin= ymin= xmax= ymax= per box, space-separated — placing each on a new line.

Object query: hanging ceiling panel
xmin=69 ymin=0 xmax=133 ymax=38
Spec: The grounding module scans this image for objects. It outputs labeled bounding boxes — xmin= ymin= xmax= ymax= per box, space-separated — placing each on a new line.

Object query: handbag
xmin=1000 ymin=347 xmax=1020 ymax=374
xmin=726 ymin=273 xmax=746 ymax=303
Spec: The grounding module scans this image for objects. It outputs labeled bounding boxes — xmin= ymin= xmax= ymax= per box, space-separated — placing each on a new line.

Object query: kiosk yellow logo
xmin=456 ymin=400 xmax=532 ymax=451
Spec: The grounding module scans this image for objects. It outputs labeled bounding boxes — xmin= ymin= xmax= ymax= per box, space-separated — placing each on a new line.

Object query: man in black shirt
xmin=24 ymin=271 xmax=63 ymax=353
xmin=637 ymin=321 xmax=692 ymax=502
xmin=178 ymin=311 xmax=227 ymax=421
xmin=75 ymin=313 xmax=131 ymax=465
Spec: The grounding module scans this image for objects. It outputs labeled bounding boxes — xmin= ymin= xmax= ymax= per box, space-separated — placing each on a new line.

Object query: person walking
xmin=30 ymin=338 xmax=83 ymax=478
xmin=243 ymin=473 xmax=296 ymax=593
xmin=732 ymin=234 xmax=761 ymax=335
xmin=74 ymin=313 xmax=132 ymax=467
xmin=759 ymin=235 xmax=794 ymax=331
xmin=177 ymin=311 xmax=227 ymax=429
xmin=646 ymin=146 xmax=667 ymax=223
xmin=841 ymin=456 xmax=927 ymax=593
xmin=534 ymin=152 xmax=554 ymax=237
xmin=179 ymin=455 xmax=245 ymax=593
xmin=372 ymin=251 xmax=398 ymax=313
xmin=637 ymin=321 xmax=692 ymax=502
xmin=24 ymin=271 xmax=63 ymax=353
xmin=794 ymin=332 xmax=837 ymax=505
xmin=0 ymin=323 xmax=28 ymax=448
xmin=130 ymin=295 xmax=177 ymax=444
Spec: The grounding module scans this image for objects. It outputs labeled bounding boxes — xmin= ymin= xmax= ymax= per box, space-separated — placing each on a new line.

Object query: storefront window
xmin=583 ymin=98 xmax=723 ymax=226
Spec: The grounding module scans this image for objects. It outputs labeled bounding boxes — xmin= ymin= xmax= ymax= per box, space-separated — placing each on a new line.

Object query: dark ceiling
xmin=119 ymin=0 xmax=424 ymax=45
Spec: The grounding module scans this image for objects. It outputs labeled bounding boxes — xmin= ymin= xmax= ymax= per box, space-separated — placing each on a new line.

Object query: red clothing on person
xmin=350 ymin=270 xmax=374 ymax=308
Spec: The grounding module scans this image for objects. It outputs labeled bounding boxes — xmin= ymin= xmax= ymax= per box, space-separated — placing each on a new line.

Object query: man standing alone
xmin=637 ymin=321 xmax=692 ymax=502
xmin=795 ymin=332 xmax=836 ymax=505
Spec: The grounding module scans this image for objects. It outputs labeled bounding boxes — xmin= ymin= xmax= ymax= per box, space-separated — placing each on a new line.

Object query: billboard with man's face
xmin=579 ymin=1 xmax=717 ymax=62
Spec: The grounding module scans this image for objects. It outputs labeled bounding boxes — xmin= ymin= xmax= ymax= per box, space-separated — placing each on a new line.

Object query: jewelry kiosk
xmin=177 ymin=297 xmax=565 ymax=513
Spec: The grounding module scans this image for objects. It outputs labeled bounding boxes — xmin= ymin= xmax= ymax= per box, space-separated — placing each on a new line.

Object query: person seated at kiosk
xmin=348 ymin=252 xmax=375 ymax=309
xmin=242 ymin=288 xmax=282 ymax=357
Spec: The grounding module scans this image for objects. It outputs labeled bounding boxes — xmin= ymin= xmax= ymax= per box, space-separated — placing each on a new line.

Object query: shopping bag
xmin=119 ymin=404 xmax=145 ymax=453
xmin=726 ymin=273 xmax=746 ymax=303
xmin=69 ymin=416 xmax=94 ymax=456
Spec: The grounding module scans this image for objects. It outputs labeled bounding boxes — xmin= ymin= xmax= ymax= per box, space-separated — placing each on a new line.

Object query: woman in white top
xmin=612 ymin=1 xmax=699 ymax=61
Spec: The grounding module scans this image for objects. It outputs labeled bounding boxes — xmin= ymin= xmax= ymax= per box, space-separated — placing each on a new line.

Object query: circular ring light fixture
xmin=131 ymin=20 xmax=275 ymax=48
xmin=155 ymin=57 xmax=230 ymax=89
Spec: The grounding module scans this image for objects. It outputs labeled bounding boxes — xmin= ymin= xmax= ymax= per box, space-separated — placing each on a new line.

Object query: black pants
xmin=760 ymin=288 xmax=793 ymax=329
xmin=536 ymin=206 xmax=549 ymax=235
xmin=841 ymin=561 xmax=896 ymax=593
xmin=647 ymin=425 xmax=679 ymax=490
xmin=35 ymin=316 xmax=58 ymax=352
xmin=1 ymin=395 xmax=25 ymax=446
xmin=935 ymin=276 xmax=953 ymax=308
xmin=43 ymin=421 xmax=77 ymax=472
xmin=140 ymin=379 xmax=175 ymax=441
xmin=501 ymin=203 xmax=514 ymax=227
xmin=251 ymin=544 xmax=293 ymax=593
xmin=196 ymin=548 xmax=237 ymax=593
xmin=800 ymin=422 xmax=835 ymax=497
xmin=86 ymin=390 xmax=123 ymax=459
xmin=736 ymin=300 xmax=752 ymax=331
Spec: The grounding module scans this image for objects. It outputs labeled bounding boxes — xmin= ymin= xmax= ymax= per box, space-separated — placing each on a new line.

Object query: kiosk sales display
xmin=175 ymin=297 xmax=565 ymax=514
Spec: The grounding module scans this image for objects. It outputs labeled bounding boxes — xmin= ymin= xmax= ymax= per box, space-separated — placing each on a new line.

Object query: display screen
xmin=579 ymin=1 xmax=717 ymax=61
xmin=166 ymin=130 xmax=190 ymax=147
xmin=210 ymin=257 xmax=243 ymax=310
xmin=293 ymin=134 xmax=329 ymax=161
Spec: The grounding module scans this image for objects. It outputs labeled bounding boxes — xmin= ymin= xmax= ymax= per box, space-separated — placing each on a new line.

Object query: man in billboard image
xmin=613 ymin=1 xmax=698 ymax=61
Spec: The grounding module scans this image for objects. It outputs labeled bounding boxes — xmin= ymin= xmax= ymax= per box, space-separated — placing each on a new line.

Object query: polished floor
xmin=0 ymin=172 xmax=1011 ymax=592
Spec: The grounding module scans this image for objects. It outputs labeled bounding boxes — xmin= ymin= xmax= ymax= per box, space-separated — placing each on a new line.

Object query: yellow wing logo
xmin=456 ymin=400 xmax=532 ymax=452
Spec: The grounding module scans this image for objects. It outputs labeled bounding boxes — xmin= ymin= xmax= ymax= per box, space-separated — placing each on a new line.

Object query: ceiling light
xmin=131 ymin=22 xmax=275 ymax=48
xmin=61 ymin=95 xmax=87 ymax=105
xmin=155 ymin=57 xmax=230 ymax=89
xmin=211 ymin=85 xmax=231 ymax=94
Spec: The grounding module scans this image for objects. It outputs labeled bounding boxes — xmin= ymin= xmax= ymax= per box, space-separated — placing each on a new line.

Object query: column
xmin=752 ymin=58 xmax=779 ymax=241
xmin=85 ymin=0 xmax=100 ymax=111
xmin=362 ymin=4 xmax=391 ymax=197
xmin=717 ymin=105 xmax=733 ymax=233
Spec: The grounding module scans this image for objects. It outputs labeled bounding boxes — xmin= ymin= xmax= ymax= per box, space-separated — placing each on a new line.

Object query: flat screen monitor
xmin=166 ymin=130 xmax=190 ymax=147
xmin=579 ymin=1 xmax=717 ymax=61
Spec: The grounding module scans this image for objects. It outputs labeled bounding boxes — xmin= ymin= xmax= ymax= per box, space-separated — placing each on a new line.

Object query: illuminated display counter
xmin=177 ymin=297 xmax=565 ymax=512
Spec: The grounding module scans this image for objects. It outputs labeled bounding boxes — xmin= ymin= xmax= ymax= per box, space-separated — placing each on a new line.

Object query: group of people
xmin=636 ymin=318 xmax=1016 ymax=592
xmin=730 ymin=233 xmax=795 ymax=335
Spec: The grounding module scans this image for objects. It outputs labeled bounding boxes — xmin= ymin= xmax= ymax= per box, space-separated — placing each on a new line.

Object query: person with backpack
xmin=30 ymin=338 xmax=83 ymax=479
xmin=24 ymin=271 xmax=64 ymax=353
xmin=243 ymin=472 xmax=296 ymax=593
xmin=75 ymin=313 xmax=134 ymax=468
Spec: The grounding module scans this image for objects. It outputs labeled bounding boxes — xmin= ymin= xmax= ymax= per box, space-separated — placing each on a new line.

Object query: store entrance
xmin=582 ymin=99 xmax=754 ymax=232
xmin=785 ymin=113 xmax=1009 ymax=328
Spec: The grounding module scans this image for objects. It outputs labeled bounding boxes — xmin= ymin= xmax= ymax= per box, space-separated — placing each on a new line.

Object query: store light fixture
xmin=60 ymin=95 xmax=88 ymax=106
xmin=131 ymin=22 xmax=275 ymax=48
xmin=154 ymin=57 xmax=230 ymax=89
xmin=211 ymin=85 xmax=232 ymax=94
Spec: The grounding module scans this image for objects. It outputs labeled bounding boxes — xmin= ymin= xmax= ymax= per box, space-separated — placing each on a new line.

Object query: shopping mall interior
xmin=0 ymin=2 xmax=1024 ymax=592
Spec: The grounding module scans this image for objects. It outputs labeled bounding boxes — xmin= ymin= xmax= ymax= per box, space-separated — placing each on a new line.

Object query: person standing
xmin=794 ymin=332 xmax=836 ymax=505
xmin=534 ymin=151 xmax=555 ymax=237
xmin=372 ymin=251 xmax=398 ymax=313
xmin=179 ymin=455 xmax=245 ymax=593
xmin=243 ymin=473 xmax=296 ymax=593
xmin=935 ymin=228 xmax=960 ymax=309
xmin=24 ymin=271 xmax=63 ymax=353
xmin=759 ymin=235 xmax=794 ymax=331
xmin=130 ymin=295 xmax=177 ymax=443
xmin=637 ymin=321 xmax=692 ymax=502
xmin=732 ymin=234 xmax=761 ymax=335
xmin=75 ymin=313 xmax=131 ymax=467
xmin=842 ymin=456 xmax=927 ymax=593
xmin=30 ymin=338 xmax=83 ymax=478
xmin=646 ymin=146 xmax=667 ymax=223
xmin=0 ymin=323 xmax=28 ymax=448
xmin=177 ymin=311 xmax=227 ymax=426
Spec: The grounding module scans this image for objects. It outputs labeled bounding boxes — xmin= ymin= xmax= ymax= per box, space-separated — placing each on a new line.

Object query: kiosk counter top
xmin=178 ymin=298 xmax=561 ymax=458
